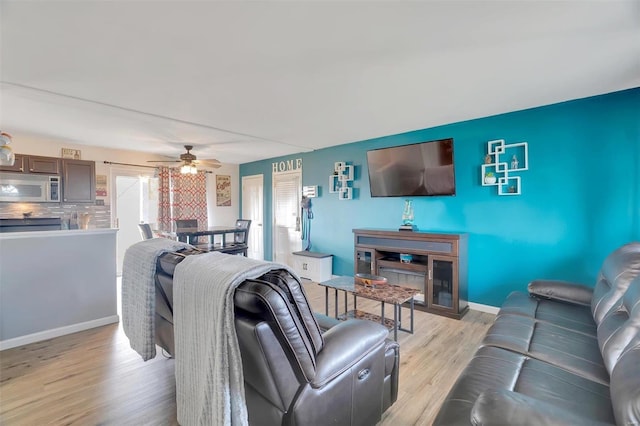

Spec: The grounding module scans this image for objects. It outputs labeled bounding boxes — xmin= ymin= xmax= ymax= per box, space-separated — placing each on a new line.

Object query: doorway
xmin=242 ymin=174 xmax=264 ymax=260
xmin=272 ymin=169 xmax=302 ymax=266
xmin=111 ymin=168 xmax=158 ymax=275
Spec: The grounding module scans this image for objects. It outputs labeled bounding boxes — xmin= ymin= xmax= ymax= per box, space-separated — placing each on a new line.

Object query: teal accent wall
xmin=240 ymin=88 xmax=640 ymax=307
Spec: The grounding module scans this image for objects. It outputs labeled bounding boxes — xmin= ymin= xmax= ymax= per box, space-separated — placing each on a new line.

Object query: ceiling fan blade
xmin=147 ymin=160 xmax=182 ymax=163
xmin=195 ymin=159 xmax=222 ymax=168
xmin=197 ymin=159 xmax=221 ymax=165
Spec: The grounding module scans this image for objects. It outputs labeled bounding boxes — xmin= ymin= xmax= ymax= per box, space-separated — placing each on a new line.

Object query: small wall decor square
xmin=329 ymin=161 xmax=354 ymax=200
xmin=481 ymin=139 xmax=529 ymax=195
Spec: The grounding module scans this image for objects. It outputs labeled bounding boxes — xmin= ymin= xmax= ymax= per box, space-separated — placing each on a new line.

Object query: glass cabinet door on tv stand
xmin=429 ymin=256 xmax=457 ymax=311
xmin=355 ymin=249 xmax=375 ymax=275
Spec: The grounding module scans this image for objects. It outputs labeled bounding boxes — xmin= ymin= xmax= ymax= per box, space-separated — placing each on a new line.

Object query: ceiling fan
xmin=148 ymin=145 xmax=222 ymax=173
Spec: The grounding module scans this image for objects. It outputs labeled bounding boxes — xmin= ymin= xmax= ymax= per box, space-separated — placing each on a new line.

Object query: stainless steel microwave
xmin=0 ymin=172 xmax=61 ymax=202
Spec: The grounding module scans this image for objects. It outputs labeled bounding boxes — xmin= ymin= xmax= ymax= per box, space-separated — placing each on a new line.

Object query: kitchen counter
xmin=0 ymin=228 xmax=119 ymax=350
xmin=0 ymin=228 xmax=116 ymax=239
xmin=0 ymin=217 xmax=62 ymax=232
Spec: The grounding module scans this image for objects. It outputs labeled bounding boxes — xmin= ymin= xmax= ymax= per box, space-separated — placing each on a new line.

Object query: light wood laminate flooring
xmin=0 ymin=280 xmax=494 ymax=425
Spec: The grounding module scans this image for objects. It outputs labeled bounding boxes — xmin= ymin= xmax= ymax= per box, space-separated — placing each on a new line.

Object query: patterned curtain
xmin=156 ymin=167 xmax=208 ymax=232
xmin=157 ymin=167 xmax=172 ymax=231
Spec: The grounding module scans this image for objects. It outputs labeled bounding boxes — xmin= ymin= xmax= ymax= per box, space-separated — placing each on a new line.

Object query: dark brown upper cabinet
xmin=62 ymin=159 xmax=96 ymax=203
xmin=28 ymin=155 xmax=60 ymax=174
xmin=0 ymin=154 xmax=26 ymax=172
xmin=0 ymin=154 xmax=60 ymax=174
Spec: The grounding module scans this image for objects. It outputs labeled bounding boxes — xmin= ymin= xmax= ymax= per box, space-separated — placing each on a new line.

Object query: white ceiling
xmin=1 ymin=1 xmax=639 ymax=165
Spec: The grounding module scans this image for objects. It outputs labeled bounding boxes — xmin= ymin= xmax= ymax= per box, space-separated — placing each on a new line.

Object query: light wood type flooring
xmin=0 ymin=280 xmax=494 ymax=425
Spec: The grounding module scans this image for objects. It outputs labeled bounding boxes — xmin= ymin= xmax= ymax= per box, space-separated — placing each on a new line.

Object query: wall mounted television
xmin=366 ymin=138 xmax=455 ymax=197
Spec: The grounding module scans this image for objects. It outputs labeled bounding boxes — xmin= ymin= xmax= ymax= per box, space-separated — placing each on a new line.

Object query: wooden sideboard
xmin=353 ymin=228 xmax=468 ymax=319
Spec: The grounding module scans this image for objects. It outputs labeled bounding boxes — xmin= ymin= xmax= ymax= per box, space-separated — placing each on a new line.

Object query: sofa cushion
xmin=499 ymin=291 xmax=597 ymax=336
xmin=482 ymin=314 xmax=609 ymax=385
xmin=432 ymin=346 xmax=616 ymax=425
xmin=471 ymin=389 xmax=614 ymax=426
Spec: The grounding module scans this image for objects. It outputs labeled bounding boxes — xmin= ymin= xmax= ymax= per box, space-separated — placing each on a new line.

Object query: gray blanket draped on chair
xmin=173 ymin=251 xmax=297 ymax=426
xmin=122 ymin=238 xmax=191 ymax=361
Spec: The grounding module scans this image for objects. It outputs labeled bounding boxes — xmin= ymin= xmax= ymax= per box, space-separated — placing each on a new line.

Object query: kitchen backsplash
xmin=0 ymin=202 xmax=111 ymax=228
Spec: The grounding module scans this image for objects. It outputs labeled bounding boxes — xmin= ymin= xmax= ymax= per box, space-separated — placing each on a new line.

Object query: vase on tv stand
xmin=399 ymin=199 xmax=417 ymax=231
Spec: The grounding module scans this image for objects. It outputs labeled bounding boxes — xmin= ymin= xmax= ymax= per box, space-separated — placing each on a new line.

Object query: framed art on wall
xmin=216 ymin=174 xmax=231 ymax=206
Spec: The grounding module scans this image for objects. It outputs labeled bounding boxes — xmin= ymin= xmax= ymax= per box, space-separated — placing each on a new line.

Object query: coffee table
xmin=318 ymin=276 xmax=419 ymax=340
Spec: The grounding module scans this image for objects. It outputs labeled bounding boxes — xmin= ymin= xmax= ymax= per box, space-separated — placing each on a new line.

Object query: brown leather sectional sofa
xmin=153 ymin=249 xmax=399 ymax=426
xmin=434 ymin=242 xmax=640 ymax=425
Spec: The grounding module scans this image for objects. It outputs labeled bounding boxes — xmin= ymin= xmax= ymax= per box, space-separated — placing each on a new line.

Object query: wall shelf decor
xmin=329 ymin=161 xmax=354 ymax=200
xmin=481 ymin=139 xmax=529 ymax=196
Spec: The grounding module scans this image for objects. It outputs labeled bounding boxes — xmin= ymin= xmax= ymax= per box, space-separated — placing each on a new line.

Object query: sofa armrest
xmin=471 ymin=390 xmax=611 ymax=426
xmin=312 ymin=319 xmax=388 ymax=388
xmin=528 ymin=279 xmax=593 ymax=306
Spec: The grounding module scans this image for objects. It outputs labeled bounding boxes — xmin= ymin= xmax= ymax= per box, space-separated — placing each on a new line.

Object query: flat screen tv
xmin=366 ymin=138 xmax=455 ymax=197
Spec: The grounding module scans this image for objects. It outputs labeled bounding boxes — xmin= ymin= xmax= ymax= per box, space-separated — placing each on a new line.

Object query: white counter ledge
xmin=0 ymin=228 xmax=119 ymax=350
xmin=0 ymin=228 xmax=118 ymax=239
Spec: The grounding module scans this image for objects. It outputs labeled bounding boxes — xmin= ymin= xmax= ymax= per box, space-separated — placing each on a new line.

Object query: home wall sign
xmin=272 ymin=158 xmax=302 ymax=174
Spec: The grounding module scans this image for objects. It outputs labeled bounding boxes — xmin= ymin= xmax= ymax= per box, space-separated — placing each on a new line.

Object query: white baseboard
xmin=0 ymin=315 xmax=120 ymax=351
xmin=468 ymin=302 xmax=500 ymax=315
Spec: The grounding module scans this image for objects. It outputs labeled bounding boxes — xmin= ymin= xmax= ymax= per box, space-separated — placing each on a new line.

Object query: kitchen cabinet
xmin=0 ymin=154 xmax=60 ymax=174
xmin=28 ymin=156 xmax=60 ymax=174
xmin=62 ymin=159 xmax=96 ymax=203
xmin=0 ymin=154 xmax=26 ymax=172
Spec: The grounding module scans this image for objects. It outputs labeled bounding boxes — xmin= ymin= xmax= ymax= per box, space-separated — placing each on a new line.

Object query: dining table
xmin=156 ymin=225 xmax=247 ymax=246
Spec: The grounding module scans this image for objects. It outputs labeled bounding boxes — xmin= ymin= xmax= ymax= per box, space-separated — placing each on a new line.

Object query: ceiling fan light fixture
xmin=181 ymin=163 xmax=197 ymax=175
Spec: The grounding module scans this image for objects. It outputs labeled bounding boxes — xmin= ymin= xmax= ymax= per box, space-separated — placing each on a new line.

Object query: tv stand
xmin=353 ymin=228 xmax=468 ymax=319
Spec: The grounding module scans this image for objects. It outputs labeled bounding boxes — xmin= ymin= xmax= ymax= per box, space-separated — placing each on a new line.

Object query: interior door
xmin=242 ymin=174 xmax=264 ymax=260
xmin=111 ymin=168 xmax=158 ymax=275
xmin=272 ymin=169 xmax=302 ymax=266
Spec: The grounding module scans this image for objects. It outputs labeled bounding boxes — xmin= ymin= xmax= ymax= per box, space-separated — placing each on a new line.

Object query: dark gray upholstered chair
xmin=175 ymin=219 xmax=198 ymax=231
xmin=220 ymin=219 xmax=251 ymax=256
xmin=138 ymin=223 xmax=153 ymax=240
xmin=154 ymin=248 xmax=400 ymax=425
xmin=175 ymin=219 xmax=202 ymax=244
xmin=233 ymin=219 xmax=251 ymax=244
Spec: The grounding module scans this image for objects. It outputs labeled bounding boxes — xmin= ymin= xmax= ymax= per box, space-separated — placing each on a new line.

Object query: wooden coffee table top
xmin=319 ymin=276 xmax=419 ymax=304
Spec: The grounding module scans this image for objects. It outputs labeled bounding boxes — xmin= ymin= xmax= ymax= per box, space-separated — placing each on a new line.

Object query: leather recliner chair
xmin=154 ymin=248 xmax=400 ymax=426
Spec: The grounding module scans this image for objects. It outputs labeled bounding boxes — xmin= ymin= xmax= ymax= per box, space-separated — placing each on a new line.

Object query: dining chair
xmin=175 ymin=219 xmax=198 ymax=231
xmin=138 ymin=223 xmax=153 ymax=240
xmin=175 ymin=219 xmax=201 ymax=244
xmin=218 ymin=219 xmax=252 ymax=256
xmin=233 ymin=219 xmax=251 ymax=244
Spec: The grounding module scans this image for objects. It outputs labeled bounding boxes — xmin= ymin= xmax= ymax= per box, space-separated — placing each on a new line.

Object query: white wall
xmin=9 ymin=132 xmax=240 ymax=222
xmin=206 ymin=166 xmax=240 ymax=227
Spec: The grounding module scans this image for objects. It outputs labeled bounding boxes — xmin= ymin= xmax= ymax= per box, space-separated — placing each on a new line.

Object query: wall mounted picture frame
xmin=216 ymin=174 xmax=231 ymax=206
xmin=61 ymin=148 xmax=81 ymax=159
